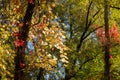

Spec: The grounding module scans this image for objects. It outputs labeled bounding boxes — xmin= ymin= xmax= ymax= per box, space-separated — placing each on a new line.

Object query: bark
xmin=104 ymin=0 xmax=111 ymax=80
xmin=69 ymin=23 xmax=73 ymax=41
xmin=14 ymin=1 xmax=35 ymax=80
xmin=37 ymin=68 xmax=44 ymax=80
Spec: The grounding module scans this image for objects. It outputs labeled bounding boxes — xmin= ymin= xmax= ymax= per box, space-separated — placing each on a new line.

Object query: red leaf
xmin=28 ymin=0 xmax=33 ymax=4
xmin=20 ymin=63 xmax=25 ymax=68
xmin=19 ymin=23 xmax=24 ymax=27
xmin=29 ymin=50 xmax=33 ymax=55
xmin=39 ymin=24 xmax=44 ymax=27
xmin=109 ymin=54 xmax=112 ymax=59
xmin=96 ymin=28 xmax=105 ymax=37
xmin=14 ymin=32 xmax=21 ymax=37
xmin=96 ymin=22 xmax=120 ymax=44
xmin=96 ymin=28 xmax=106 ymax=44
xmin=15 ymin=40 xmax=24 ymax=47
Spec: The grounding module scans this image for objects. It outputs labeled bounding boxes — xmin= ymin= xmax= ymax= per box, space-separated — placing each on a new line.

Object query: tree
xmin=0 ymin=0 xmax=69 ymax=79
xmin=1 ymin=0 xmax=120 ymax=80
xmin=14 ymin=0 xmax=35 ymax=80
xmin=54 ymin=0 xmax=120 ymax=79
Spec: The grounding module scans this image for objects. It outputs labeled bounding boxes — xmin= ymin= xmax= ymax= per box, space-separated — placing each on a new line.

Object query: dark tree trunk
xmin=104 ymin=0 xmax=111 ymax=80
xmin=37 ymin=68 xmax=44 ymax=80
xmin=14 ymin=1 xmax=35 ymax=80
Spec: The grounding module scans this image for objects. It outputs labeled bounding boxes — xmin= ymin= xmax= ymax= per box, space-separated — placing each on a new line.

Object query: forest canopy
xmin=0 ymin=0 xmax=120 ymax=80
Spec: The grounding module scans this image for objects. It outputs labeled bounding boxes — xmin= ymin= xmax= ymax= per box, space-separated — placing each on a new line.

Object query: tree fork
xmin=14 ymin=0 xmax=35 ymax=80
xmin=77 ymin=1 xmax=92 ymax=52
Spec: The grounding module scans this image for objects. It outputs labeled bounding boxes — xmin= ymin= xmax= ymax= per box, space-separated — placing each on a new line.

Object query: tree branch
xmin=83 ymin=26 xmax=103 ymax=40
xmin=93 ymin=9 xmax=101 ymax=18
xmin=109 ymin=5 xmax=120 ymax=10
xmin=77 ymin=1 xmax=93 ymax=52
xmin=85 ymin=1 xmax=93 ymax=28
xmin=79 ymin=53 xmax=98 ymax=69
xmin=77 ymin=7 xmax=102 ymax=52
xmin=87 ymin=9 xmax=101 ymax=26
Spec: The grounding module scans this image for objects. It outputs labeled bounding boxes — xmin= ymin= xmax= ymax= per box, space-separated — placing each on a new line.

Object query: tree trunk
xmin=14 ymin=1 xmax=35 ymax=80
xmin=37 ymin=68 xmax=44 ymax=80
xmin=104 ymin=0 xmax=111 ymax=80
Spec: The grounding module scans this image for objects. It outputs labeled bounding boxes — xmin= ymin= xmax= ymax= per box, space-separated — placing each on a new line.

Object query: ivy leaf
xmin=14 ymin=32 xmax=21 ymax=37
xmin=28 ymin=0 xmax=33 ymax=4
xmin=20 ymin=63 xmax=25 ymax=68
xmin=15 ymin=40 xmax=24 ymax=47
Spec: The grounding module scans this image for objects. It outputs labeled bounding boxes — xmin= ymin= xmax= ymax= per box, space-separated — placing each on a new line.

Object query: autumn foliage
xmin=15 ymin=40 xmax=24 ymax=47
xmin=96 ymin=22 xmax=120 ymax=44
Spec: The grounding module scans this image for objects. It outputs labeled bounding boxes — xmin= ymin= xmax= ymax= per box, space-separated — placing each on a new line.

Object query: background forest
xmin=0 ymin=0 xmax=120 ymax=80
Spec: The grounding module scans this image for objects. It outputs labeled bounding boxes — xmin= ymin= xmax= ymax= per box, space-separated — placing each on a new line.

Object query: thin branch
xmin=91 ymin=11 xmax=104 ymax=26
xmin=93 ymin=9 xmax=101 ymax=18
xmin=88 ymin=9 xmax=101 ymax=27
xmin=77 ymin=8 xmax=102 ymax=52
xmin=77 ymin=1 xmax=93 ymax=52
xmin=79 ymin=53 xmax=99 ymax=69
xmin=83 ymin=26 xmax=103 ymax=40
xmin=87 ymin=9 xmax=101 ymax=26
xmin=109 ymin=5 xmax=120 ymax=10
xmin=85 ymin=1 xmax=93 ymax=28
